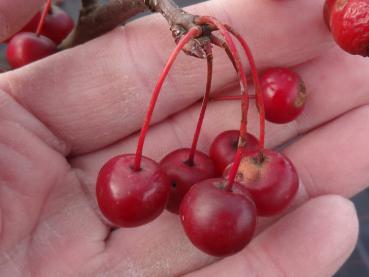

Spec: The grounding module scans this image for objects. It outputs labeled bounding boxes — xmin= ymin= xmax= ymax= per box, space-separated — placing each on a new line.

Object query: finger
xmin=0 ymin=0 xmax=43 ymax=41
xmin=0 ymin=0 xmax=332 ymax=153
xmin=251 ymin=103 xmax=369 ymax=233
xmin=0 ymin=120 xmax=108 ymax=276
xmin=94 ymin=211 xmax=212 ymax=276
xmin=186 ymin=196 xmax=358 ymax=277
xmin=0 ymin=119 xmax=67 ymax=251
xmin=0 ymin=89 xmax=69 ymax=154
xmin=284 ymin=105 xmax=369 ymax=201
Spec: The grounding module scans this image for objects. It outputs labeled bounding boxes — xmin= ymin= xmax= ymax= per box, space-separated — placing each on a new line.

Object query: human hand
xmin=0 ymin=0 xmax=366 ymax=275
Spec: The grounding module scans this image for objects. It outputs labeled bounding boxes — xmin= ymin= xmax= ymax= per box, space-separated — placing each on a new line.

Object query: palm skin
xmin=0 ymin=0 xmax=367 ymax=276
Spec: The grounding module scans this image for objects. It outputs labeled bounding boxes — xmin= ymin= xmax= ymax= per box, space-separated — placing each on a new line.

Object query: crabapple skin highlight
xmin=41 ymin=6 xmax=74 ymax=44
xmin=6 ymin=32 xmax=57 ymax=68
xmin=209 ymin=130 xmax=259 ymax=175
xmin=96 ymin=154 xmax=170 ymax=227
xmin=260 ymin=68 xmax=306 ymax=124
xmin=180 ymin=178 xmax=257 ymax=257
xmin=160 ymin=148 xmax=216 ymax=213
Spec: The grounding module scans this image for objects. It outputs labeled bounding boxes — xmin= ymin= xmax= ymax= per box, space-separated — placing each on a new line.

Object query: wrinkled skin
xmin=329 ymin=0 xmax=369 ymax=56
xmin=0 ymin=0 xmax=366 ymax=276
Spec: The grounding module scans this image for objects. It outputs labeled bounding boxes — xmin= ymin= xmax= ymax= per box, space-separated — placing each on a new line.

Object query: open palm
xmin=0 ymin=0 xmax=367 ymax=276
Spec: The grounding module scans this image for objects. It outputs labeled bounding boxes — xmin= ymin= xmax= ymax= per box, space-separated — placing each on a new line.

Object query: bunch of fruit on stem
xmin=96 ymin=17 xmax=306 ymax=256
xmin=3 ymin=0 xmax=73 ymax=68
xmin=2 ymin=0 xmax=369 ymax=257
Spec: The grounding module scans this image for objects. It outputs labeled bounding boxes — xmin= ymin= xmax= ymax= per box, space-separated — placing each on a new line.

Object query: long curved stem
xmin=196 ymin=16 xmax=249 ymax=191
xmin=187 ymin=48 xmax=213 ymax=164
xmin=210 ymin=35 xmax=237 ymax=71
xmin=36 ymin=0 xmax=52 ymax=36
xmin=225 ymin=25 xmax=265 ymax=150
xmin=133 ymin=27 xmax=201 ymax=171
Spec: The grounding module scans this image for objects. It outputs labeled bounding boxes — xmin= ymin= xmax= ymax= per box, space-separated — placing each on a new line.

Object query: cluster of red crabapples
xmin=3 ymin=0 xmax=73 ymax=68
xmin=95 ymin=17 xmax=306 ymax=257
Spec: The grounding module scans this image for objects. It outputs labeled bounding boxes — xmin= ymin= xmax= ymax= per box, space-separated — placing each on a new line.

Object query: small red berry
xmin=96 ymin=154 xmax=170 ymax=227
xmin=224 ymin=149 xmax=298 ymax=216
xmin=209 ymin=130 xmax=259 ymax=175
xmin=6 ymin=32 xmax=57 ymax=68
xmin=260 ymin=68 xmax=306 ymax=124
xmin=159 ymin=148 xmax=216 ymax=213
xmin=329 ymin=0 xmax=369 ymax=56
xmin=42 ymin=6 xmax=74 ymax=45
xmin=180 ymin=178 xmax=257 ymax=256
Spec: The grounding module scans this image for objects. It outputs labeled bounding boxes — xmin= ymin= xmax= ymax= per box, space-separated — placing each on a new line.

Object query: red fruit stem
xmin=196 ymin=16 xmax=249 ymax=191
xmin=188 ymin=50 xmax=213 ymax=164
xmin=225 ymin=25 xmax=265 ymax=149
xmin=36 ymin=0 xmax=52 ymax=36
xmin=133 ymin=27 xmax=201 ymax=171
xmin=210 ymin=34 xmax=237 ymax=71
xmin=211 ymin=95 xmax=255 ymax=101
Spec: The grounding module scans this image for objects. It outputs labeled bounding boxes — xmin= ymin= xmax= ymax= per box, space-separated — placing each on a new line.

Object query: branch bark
xmin=81 ymin=0 xmax=97 ymax=9
xmin=145 ymin=0 xmax=208 ymax=57
xmin=60 ymin=0 xmax=209 ymax=58
xmin=81 ymin=0 xmax=97 ymax=8
xmin=60 ymin=0 xmax=147 ymax=49
xmin=146 ymin=0 xmax=193 ymax=28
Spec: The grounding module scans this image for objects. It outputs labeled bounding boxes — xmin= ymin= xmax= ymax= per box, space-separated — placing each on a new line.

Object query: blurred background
xmin=1 ymin=0 xmax=368 ymax=275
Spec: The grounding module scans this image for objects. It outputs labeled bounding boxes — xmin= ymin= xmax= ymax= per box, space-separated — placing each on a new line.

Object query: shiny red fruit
xmin=329 ymin=0 xmax=369 ymax=56
xmin=209 ymin=130 xmax=259 ymax=175
xmin=260 ymin=68 xmax=306 ymax=124
xmin=6 ymin=32 xmax=57 ymax=68
xmin=41 ymin=6 xmax=74 ymax=45
xmin=180 ymin=178 xmax=257 ymax=257
xmin=224 ymin=149 xmax=298 ymax=216
xmin=96 ymin=154 xmax=170 ymax=227
xmin=160 ymin=148 xmax=216 ymax=213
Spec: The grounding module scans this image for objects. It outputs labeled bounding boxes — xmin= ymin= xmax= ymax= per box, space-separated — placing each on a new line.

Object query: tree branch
xmin=81 ymin=0 xmax=97 ymax=9
xmin=59 ymin=0 xmax=147 ymax=49
xmin=146 ymin=0 xmax=192 ymax=27
xmin=60 ymin=0 xmax=211 ymax=58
